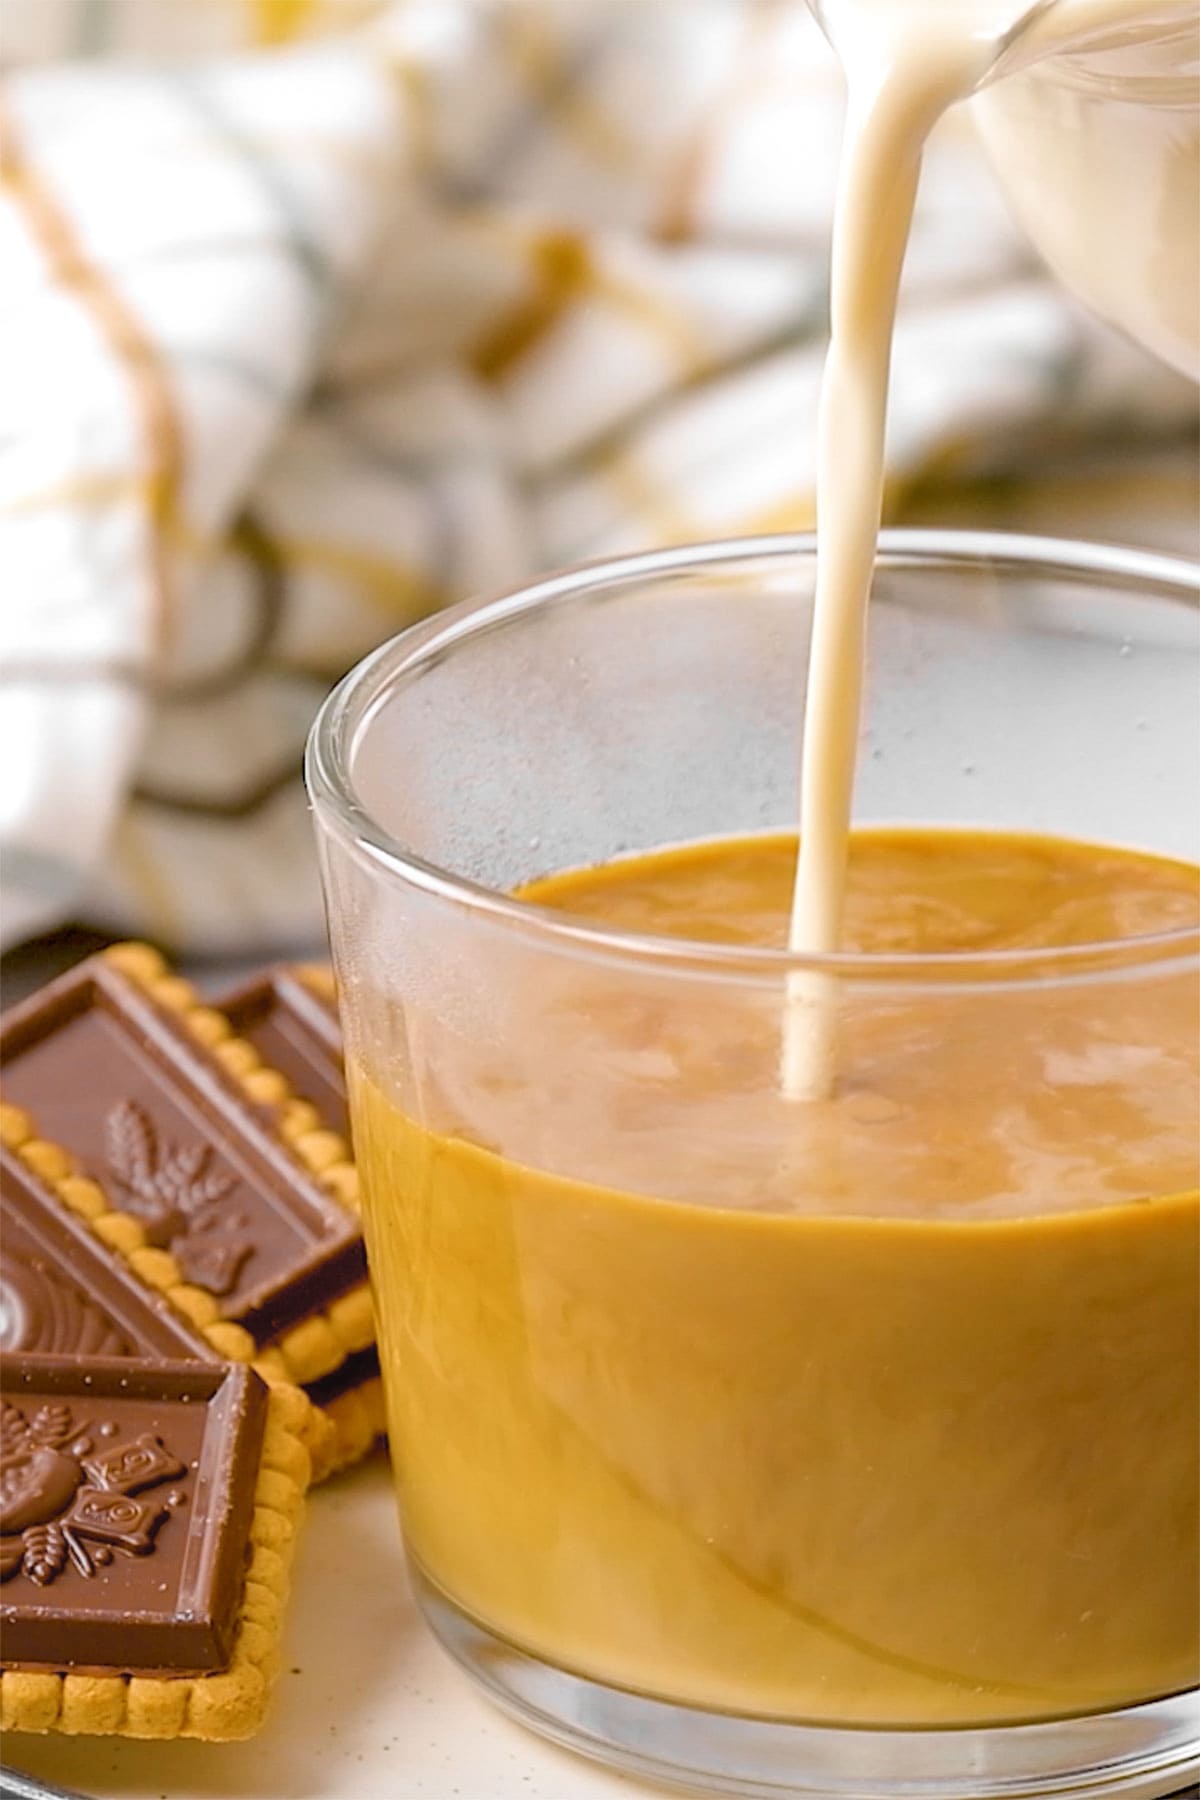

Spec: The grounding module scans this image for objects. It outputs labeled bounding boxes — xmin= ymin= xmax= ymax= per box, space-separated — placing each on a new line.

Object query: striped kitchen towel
xmin=2 ymin=0 xmax=1195 ymax=954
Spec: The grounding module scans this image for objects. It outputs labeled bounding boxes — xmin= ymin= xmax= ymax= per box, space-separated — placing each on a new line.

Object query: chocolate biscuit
xmin=0 ymin=947 xmax=379 ymax=1476
xmin=0 ymin=1356 xmax=309 ymax=1739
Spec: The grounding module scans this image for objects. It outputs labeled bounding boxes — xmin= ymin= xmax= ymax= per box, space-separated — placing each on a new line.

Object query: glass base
xmin=412 ymin=1564 xmax=1200 ymax=1800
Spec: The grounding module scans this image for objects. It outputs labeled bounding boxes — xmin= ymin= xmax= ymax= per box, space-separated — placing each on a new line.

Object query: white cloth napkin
xmin=2 ymin=0 xmax=1195 ymax=955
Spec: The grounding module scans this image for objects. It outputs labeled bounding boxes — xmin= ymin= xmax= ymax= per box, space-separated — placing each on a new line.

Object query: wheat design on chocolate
xmin=106 ymin=1099 xmax=255 ymax=1296
xmin=0 ymin=1399 xmax=186 ymax=1588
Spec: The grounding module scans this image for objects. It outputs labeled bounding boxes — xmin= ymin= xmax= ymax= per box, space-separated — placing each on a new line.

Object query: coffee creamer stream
xmin=785 ymin=0 xmax=1197 ymax=1096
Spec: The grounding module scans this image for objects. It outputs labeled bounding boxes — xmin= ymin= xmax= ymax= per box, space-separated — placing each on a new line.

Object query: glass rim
xmin=306 ymin=528 xmax=1200 ymax=988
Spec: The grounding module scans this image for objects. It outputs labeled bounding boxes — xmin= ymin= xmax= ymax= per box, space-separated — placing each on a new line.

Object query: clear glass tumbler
xmin=307 ymin=531 xmax=1199 ymax=1800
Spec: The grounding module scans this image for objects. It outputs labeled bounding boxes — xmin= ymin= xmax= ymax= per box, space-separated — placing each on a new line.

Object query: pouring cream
xmin=785 ymin=0 xmax=1198 ymax=1098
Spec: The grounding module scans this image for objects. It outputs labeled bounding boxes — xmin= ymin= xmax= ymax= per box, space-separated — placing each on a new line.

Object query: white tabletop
xmin=5 ymin=1454 xmax=668 ymax=1800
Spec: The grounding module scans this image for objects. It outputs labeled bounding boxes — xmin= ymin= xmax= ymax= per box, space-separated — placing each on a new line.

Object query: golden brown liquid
xmin=351 ymin=829 xmax=1199 ymax=1726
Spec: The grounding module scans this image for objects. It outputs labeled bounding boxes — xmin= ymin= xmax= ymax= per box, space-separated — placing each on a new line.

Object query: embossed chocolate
xmin=0 ymin=1146 xmax=215 ymax=1362
xmin=0 ymin=958 xmax=365 ymax=1342
xmin=104 ymin=1097 xmax=250 ymax=1295
xmin=217 ymin=967 xmax=346 ymax=1139
xmin=1 ymin=949 xmax=380 ymax=1481
xmin=1 ymin=1400 xmax=185 ymax=1581
xmin=0 ymin=1357 xmax=266 ymax=1674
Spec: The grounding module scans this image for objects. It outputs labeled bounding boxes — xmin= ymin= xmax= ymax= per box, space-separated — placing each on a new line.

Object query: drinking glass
xmin=307 ymin=531 xmax=1199 ymax=1800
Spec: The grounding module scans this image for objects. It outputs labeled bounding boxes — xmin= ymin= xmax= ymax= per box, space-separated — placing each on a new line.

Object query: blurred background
xmin=2 ymin=0 xmax=1197 ymax=992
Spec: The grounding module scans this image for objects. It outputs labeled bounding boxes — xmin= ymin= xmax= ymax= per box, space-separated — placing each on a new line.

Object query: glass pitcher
xmin=975 ymin=2 xmax=1199 ymax=380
